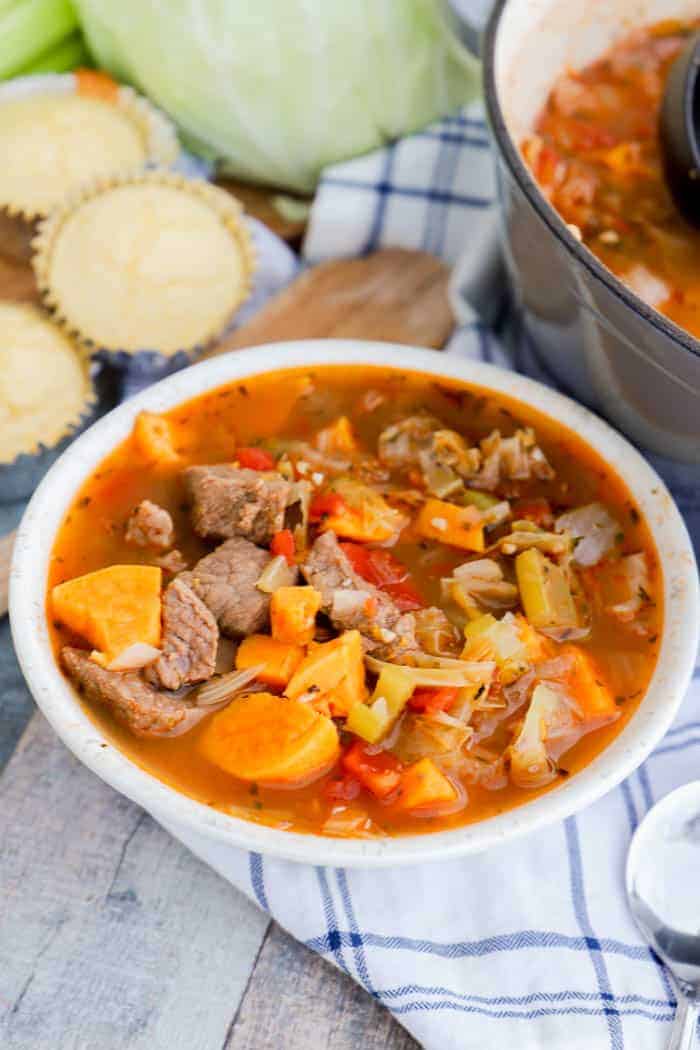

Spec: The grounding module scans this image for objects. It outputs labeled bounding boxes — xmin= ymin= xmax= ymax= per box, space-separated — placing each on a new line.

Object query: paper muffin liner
xmin=32 ymin=170 xmax=257 ymax=381
xmin=0 ymin=333 xmax=100 ymax=504
xmin=0 ymin=71 xmax=180 ymax=224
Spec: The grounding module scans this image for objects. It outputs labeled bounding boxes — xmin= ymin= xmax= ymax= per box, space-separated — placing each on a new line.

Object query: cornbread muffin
xmin=33 ymin=172 xmax=256 ymax=358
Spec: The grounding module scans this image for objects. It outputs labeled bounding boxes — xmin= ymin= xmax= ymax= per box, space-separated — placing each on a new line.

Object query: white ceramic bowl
xmin=10 ymin=341 xmax=700 ymax=867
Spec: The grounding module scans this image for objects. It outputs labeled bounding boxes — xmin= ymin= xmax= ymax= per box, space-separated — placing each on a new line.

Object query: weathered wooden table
xmin=0 ymin=476 xmax=419 ymax=1050
xmin=0 ymin=219 xmax=456 ymax=1045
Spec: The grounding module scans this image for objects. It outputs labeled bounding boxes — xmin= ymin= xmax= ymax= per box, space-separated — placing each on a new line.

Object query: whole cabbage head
xmin=74 ymin=0 xmax=480 ymax=192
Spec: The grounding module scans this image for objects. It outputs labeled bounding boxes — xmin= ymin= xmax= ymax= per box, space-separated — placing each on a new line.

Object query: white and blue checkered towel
xmin=158 ymin=93 xmax=700 ymax=1050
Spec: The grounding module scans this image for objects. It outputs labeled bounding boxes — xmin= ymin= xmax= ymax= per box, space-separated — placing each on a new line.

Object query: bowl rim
xmin=482 ymin=0 xmax=700 ymax=364
xmin=10 ymin=340 xmax=699 ymax=867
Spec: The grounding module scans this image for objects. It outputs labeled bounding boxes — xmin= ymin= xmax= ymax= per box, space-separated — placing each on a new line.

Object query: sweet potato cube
xmin=285 ymin=629 xmax=366 ymax=716
xmin=415 ymin=499 xmax=485 ymax=552
xmin=561 ymin=645 xmax=618 ymax=727
xmin=321 ymin=479 xmax=406 ymax=544
xmin=51 ymin=565 xmax=162 ymax=661
xmin=198 ymin=692 xmax=339 ymax=786
xmin=132 ymin=411 xmax=179 ymax=465
xmin=236 ymin=634 xmax=304 ymax=689
xmin=394 ymin=758 xmax=457 ymax=812
xmin=270 ymin=586 xmax=322 ymax=646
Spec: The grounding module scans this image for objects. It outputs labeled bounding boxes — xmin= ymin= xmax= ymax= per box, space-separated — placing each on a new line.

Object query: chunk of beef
xmin=146 ymin=577 xmax=218 ymax=691
xmin=125 ymin=499 xmax=174 ymax=549
xmin=300 ymin=531 xmax=416 ymax=655
xmin=180 ymin=537 xmax=298 ymax=638
xmin=183 ymin=465 xmax=293 ymax=544
xmin=62 ymin=646 xmax=193 ymax=737
xmin=154 ymin=549 xmax=188 ymax=575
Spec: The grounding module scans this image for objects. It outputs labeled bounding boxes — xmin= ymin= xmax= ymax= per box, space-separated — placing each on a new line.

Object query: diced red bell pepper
xmin=341 ymin=741 xmax=403 ymax=800
xmin=340 ymin=543 xmax=425 ymax=612
xmin=270 ymin=529 xmax=296 ymax=565
xmin=324 ymin=774 xmax=362 ymax=802
xmin=536 ymin=144 xmax=564 ymax=186
xmin=237 ymin=446 xmax=276 ymax=471
xmin=309 ymin=492 xmax=348 ymax=520
xmin=407 ymin=687 xmax=459 ymax=714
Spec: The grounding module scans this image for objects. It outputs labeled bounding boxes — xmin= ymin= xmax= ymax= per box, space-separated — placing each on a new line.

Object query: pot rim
xmin=482 ymin=0 xmax=700 ymax=363
xmin=10 ymin=341 xmax=699 ymax=867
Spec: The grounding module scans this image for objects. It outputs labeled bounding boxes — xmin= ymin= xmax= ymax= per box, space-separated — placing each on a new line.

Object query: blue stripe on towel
xmin=336 ymin=869 xmax=376 ymax=995
xmin=378 ymin=985 xmax=673 ymax=1010
xmin=248 ymin=852 xmax=269 ymax=912
xmin=389 ymin=999 xmax=672 ymax=1022
xmin=305 ymin=928 xmax=653 ymax=961
xmin=565 ymin=817 xmax=624 ymax=1049
xmin=322 ymin=176 xmax=492 ymax=210
xmin=315 ymin=867 xmax=350 ymax=974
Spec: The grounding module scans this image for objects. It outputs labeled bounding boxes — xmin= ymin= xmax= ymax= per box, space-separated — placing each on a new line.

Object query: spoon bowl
xmin=627 ymin=781 xmax=700 ymax=1048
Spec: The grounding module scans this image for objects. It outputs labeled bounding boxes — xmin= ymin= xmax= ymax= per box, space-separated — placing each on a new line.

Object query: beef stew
xmin=48 ymin=365 xmax=662 ymax=838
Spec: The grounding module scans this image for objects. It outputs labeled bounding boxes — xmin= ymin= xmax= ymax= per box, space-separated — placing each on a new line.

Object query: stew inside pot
xmin=48 ymin=366 xmax=662 ymax=838
xmin=521 ymin=16 xmax=700 ymax=340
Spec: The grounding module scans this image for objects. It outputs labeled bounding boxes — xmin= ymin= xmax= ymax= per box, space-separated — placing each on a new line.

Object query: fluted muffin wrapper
xmin=31 ymin=170 xmax=257 ymax=382
xmin=0 ymin=72 xmax=180 ymax=224
xmin=0 ymin=357 xmax=100 ymax=504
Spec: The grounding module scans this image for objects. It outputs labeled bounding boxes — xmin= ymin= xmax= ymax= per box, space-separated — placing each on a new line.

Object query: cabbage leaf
xmin=73 ymin=0 xmax=480 ymax=191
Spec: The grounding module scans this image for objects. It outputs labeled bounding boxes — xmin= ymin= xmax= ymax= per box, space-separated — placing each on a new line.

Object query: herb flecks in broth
xmin=48 ymin=366 xmax=662 ymax=838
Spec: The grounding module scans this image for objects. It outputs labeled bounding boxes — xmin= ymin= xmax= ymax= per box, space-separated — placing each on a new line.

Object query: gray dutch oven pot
xmin=480 ymin=0 xmax=700 ymax=465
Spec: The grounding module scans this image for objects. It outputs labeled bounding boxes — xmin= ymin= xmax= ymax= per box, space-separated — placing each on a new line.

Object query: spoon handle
xmin=668 ymin=995 xmax=698 ymax=1050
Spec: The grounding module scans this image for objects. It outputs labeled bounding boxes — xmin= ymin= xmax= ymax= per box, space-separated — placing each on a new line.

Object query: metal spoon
xmin=627 ymin=781 xmax=700 ymax=1049
xmin=660 ymin=30 xmax=700 ymax=227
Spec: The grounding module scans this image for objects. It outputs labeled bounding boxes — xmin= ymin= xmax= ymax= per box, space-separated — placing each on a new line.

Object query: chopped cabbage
xmin=508 ymin=683 xmax=570 ymax=788
xmin=555 ymin=503 xmax=620 ymax=567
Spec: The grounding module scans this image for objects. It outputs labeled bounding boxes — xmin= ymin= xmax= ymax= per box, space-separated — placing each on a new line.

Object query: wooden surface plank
xmin=0 ymin=711 xmax=418 ymax=1050
xmin=211 ymin=249 xmax=452 ymax=355
xmin=214 ymin=178 xmax=310 ymax=245
xmin=0 ymin=715 xmax=269 ymax=1050
xmin=227 ymin=923 xmax=417 ymax=1050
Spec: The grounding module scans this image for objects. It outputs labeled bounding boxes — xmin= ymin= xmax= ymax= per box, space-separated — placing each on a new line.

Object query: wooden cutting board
xmin=0 ymin=241 xmax=453 ymax=615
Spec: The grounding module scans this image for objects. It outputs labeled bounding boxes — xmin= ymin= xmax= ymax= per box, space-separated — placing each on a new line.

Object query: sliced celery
xmin=374 ymin=666 xmax=414 ymax=717
xmin=346 ymin=702 xmax=385 ymax=744
xmin=515 ymin=548 xmax=577 ymax=629
xmin=463 ymin=612 xmax=528 ymax=684
xmin=462 ymin=488 xmax=500 ymax=511
xmin=450 ymin=580 xmax=482 ymax=622
xmin=0 ymin=0 xmax=77 ymax=78
xmin=463 ymin=614 xmax=497 ymax=644
xmin=346 ymin=665 xmax=414 ymax=743
xmin=21 ymin=31 xmax=90 ymax=74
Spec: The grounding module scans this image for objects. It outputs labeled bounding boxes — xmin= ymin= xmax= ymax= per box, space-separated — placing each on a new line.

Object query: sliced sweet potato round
xmin=51 ymin=564 xmax=162 ymax=662
xmin=198 ymin=692 xmax=340 ymax=787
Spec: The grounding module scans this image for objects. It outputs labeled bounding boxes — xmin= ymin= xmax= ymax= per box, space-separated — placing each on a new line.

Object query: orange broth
xmin=48 ymin=365 xmax=663 ymax=837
